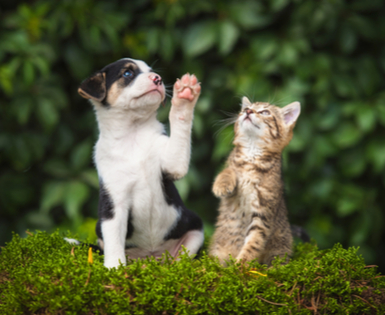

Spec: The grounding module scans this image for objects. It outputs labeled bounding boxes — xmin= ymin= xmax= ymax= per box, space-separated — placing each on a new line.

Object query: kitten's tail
xmin=64 ymin=238 xmax=103 ymax=254
xmin=290 ymin=225 xmax=310 ymax=243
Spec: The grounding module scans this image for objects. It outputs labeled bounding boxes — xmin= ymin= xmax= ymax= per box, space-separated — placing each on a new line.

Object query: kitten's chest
xmin=237 ymin=168 xmax=261 ymax=195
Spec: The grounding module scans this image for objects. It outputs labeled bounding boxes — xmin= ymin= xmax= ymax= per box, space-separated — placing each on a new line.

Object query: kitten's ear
xmin=282 ymin=101 xmax=301 ymax=127
xmin=241 ymin=96 xmax=252 ymax=109
xmin=78 ymin=72 xmax=106 ymax=102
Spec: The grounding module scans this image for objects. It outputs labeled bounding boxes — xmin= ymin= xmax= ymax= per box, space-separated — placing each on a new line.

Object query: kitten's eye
xmin=123 ymin=70 xmax=133 ymax=78
xmin=259 ymin=110 xmax=270 ymax=116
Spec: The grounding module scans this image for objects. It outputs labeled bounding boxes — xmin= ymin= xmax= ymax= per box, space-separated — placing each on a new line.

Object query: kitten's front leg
xmin=161 ymin=74 xmax=201 ymax=179
xmin=212 ymin=168 xmax=237 ymax=197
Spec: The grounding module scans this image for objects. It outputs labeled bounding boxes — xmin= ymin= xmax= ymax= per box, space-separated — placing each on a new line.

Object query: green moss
xmin=0 ymin=231 xmax=384 ymax=314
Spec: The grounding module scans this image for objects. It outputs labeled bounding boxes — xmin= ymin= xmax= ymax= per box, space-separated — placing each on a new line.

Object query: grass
xmin=0 ymin=230 xmax=384 ymax=314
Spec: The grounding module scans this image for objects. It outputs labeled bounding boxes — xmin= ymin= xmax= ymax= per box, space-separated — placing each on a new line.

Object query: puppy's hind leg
xmin=172 ymin=230 xmax=204 ymax=258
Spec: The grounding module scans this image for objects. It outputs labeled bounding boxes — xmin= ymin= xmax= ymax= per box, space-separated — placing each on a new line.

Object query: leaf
xmin=36 ymin=98 xmax=59 ymax=132
xmin=64 ymin=181 xmax=90 ymax=221
xmin=339 ymin=149 xmax=366 ymax=177
xmin=333 ymin=74 xmax=356 ymax=98
xmin=80 ymin=169 xmax=99 ymax=189
xmin=22 ymin=60 xmax=35 ymax=85
xmin=31 ymin=56 xmax=50 ymax=76
xmin=356 ymin=106 xmax=376 ymax=133
xmin=25 ymin=211 xmax=54 ymax=228
xmin=174 ymin=177 xmax=189 ymax=201
xmin=252 ymin=36 xmax=277 ymax=61
xmin=40 ymin=181 xmax=66 ymax=214
xmin=43 ymin=159 xmax=71 ymax=178
xmin=218 ymin=21 xmax=239 ymax=55
xmin=286 ymin=134 xmax=305 ymax=152
xmin=332 ymin=122 xmax=362 ymax=148
xmin=270 ymin=0 xmax=289 ymax=11
xmin=212 ymin=126 xmax=234 ymax=162
xmin=366 ymin=139 xmax=385 ymax=173
xmin=12 ymin=96 xmax=33 ymax=125
xmin=70 ymin=140 xmax=93 ymax=171
xmin=336 ymin=197 xmax=359 ymax=217
xmin=339 ymin=25 xmax=357 ymax=54
xmin=160 ymin=31 xmax=174 ymax=62
xmin=336 ymin=184 xmax=364 ymax=217
xmin=146 ymin=28 xmax=159 ymax=54
xmin=64 ymin=43 xmax=93 ymax=80
xmin=193 ymin=114 xmax=204 ymax=138
xmin=183 ymin=21 xmax=217 ymax=58
xmin=317 ymin=106 xmax=341 ymax=131
xmin=229 ymin=2 xmax=272 ymax=30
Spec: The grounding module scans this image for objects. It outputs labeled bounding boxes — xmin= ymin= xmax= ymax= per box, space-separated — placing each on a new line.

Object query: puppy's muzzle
xmin=150 ymin=74 xmax=162 ymax=86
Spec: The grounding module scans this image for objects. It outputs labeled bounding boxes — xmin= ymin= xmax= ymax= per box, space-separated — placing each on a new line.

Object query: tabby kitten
xmin=209 ymin=97 xmax=301 ymax=266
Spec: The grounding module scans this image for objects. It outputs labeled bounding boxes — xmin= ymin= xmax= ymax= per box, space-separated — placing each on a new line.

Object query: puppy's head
xmin=78 ymin=58 xmax=165 ymax=112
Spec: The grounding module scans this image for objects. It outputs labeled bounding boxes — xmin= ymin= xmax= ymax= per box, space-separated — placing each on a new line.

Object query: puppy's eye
xmin=259 ymin=110 xmax=270 ymax=116
xmin=123 ymin=70 xmax=133 ymax=78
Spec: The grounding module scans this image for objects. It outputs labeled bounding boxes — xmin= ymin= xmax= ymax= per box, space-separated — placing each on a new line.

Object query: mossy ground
xmin=0 ymin=231 xmax=384 ymax=314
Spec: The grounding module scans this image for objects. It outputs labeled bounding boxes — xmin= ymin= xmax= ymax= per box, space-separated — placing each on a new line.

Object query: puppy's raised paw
xmin=172 ymin=74 xmax=201 ymax=108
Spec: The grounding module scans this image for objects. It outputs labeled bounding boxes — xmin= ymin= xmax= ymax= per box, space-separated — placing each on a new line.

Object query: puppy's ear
xmin=78 ymin=72 xmax=106 ymax=102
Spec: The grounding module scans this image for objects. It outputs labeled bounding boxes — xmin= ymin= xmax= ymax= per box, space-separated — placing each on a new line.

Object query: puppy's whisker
xmin=150 ymin=59 xmax=160 ymax=70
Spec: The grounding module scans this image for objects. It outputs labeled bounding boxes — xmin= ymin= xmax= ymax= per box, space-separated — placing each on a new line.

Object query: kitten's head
xmin=234 ymin=97 xmax=300 ymax=153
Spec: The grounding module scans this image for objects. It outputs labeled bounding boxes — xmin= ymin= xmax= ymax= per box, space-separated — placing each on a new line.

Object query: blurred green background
xmin=1 ymin=0 xmax=384 ymax=272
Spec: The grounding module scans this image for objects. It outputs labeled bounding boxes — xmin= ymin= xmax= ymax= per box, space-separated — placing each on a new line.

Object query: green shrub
xmin=1 ymin=0 xmax=385 ymax=274
xmin=1 ymin=231 xmax=384 ymax=314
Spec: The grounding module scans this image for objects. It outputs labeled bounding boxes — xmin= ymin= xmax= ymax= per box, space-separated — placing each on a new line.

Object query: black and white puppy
xmin=78 ymin=58 xmax=204 ymax=268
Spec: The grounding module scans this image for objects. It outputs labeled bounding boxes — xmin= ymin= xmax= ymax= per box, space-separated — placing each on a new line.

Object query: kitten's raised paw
xmin=212 ymin=169 xmax=237 ymax=198
xmin=212 ymin=182 xmax=236 ymax=198
xmin=172 ymin=74 xmax=201 ymax=108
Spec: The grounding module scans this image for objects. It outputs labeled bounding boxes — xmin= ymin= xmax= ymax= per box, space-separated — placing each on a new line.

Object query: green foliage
xmin=1 ymin=0 xmax=385 ymax=273
xmin=0 ymin=231 xmax=384 ymax=314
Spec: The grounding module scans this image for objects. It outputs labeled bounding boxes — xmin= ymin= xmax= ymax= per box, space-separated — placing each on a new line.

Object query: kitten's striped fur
xmin=209 ymin=97 xmax=300 ymax=266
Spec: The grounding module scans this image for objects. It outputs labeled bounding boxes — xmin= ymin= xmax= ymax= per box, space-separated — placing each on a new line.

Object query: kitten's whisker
xmin=213 ymin=118 xmax=237 ymax=139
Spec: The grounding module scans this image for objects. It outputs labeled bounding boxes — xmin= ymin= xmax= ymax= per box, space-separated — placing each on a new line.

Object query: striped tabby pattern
xmin=209 ymin=97 xmax=301 ymax=266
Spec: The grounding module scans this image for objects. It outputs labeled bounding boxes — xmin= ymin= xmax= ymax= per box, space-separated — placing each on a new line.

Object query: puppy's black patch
xmin=95 ymin=180 xmax=114 ymax=240
xmin=78 ymin=72 xmax=106 ymax=102
xmin=98 ymin=180 xmax=114 ymax=220
xmin=96 ymin=203 xmax=135 ymax=242
xmin=162 ymin=173 xmax=203 ymax=240
xmin=78 ymin=59 xmax=143 ymax=107
xmin=126 ymin=208 xmax=134 ymax=239
xmin=102 ymin=59 xmax=142 ymax=92
xmin=96 ymin=219 xmax=102 ymax=240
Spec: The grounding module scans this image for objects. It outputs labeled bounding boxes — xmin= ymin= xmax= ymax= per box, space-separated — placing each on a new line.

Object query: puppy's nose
xmin=149 ymin=74 xmax=162 ymax=86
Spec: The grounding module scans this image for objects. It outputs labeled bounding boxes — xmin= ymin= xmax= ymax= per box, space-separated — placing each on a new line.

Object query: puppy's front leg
xmin=99 ymin=199 xmax=129 ymax=268
xmin=161 ymin=74 xmax=201 ymax=179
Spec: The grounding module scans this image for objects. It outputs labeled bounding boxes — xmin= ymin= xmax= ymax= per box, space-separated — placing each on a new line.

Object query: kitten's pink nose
xmin=246 ymin=109 xmax=253 ymax=115
xmin=149 ymin=74 xmax=162 ymax=86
